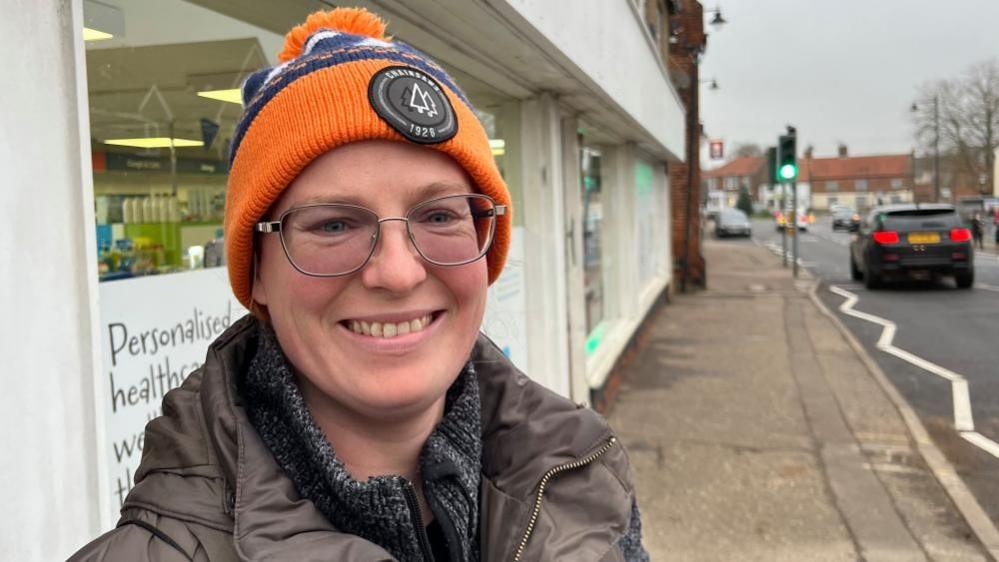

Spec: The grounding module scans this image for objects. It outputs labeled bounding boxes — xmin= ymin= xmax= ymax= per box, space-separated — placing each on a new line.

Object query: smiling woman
xmin=70 ymin=7 xmax=649 ymax=562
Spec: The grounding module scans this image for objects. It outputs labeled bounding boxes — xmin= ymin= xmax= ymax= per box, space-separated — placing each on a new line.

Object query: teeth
xmin=348 ymin=314 xmax=433 ymax=339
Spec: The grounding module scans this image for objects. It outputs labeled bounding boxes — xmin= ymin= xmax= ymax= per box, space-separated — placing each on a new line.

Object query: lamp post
xmin=911 ymin=95 xmax=940 ymax=202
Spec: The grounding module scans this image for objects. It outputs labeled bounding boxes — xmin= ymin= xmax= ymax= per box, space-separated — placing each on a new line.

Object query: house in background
xmin=702 ymin=156 xmax=767 ymax=208
xmin=805 ymin=146 xmax=914 ymax=211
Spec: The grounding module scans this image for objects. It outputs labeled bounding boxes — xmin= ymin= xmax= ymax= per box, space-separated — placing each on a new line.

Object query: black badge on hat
xmin=368 ymin=66 xmax=457 ymax=144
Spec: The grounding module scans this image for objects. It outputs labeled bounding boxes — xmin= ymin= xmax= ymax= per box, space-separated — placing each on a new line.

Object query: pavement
xmin=608 ymin=239 xmax=992 ymax=561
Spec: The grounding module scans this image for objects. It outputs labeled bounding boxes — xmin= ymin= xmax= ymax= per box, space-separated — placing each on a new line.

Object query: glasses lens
xmin=281 ymin=205 xmax=378 ymax=275
xmin=409 ymin=195 xmax=495 ymax=265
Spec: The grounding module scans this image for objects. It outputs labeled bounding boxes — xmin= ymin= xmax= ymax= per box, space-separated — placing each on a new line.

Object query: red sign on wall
xmin=709 ymin=139 xmax=724 ymax=160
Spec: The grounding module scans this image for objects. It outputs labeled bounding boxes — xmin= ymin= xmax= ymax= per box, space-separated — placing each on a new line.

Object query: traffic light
xmin=766 ymin=146 xmax=778 ymax=185
xmin=777 ymin=132 xmax=797 ymax=181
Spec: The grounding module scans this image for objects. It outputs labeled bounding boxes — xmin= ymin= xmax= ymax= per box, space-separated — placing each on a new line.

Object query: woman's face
xmin=252 ymin=140 xmax=489 ymax=421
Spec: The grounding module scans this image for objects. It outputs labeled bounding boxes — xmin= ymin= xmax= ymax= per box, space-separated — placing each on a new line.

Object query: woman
xmin=72 ymin=8 xmax=648 ymax=561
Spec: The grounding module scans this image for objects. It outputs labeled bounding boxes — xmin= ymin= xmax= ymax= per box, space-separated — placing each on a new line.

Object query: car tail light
xmin=872 ymin=230 xmax=900 ymax=244
xmin=950 ymin=228 xmax=972 ymax=242
xmin=952 ymin=252 xmax=967 ymax=260
xmin=883 ymin=253 xmax=899 ymax=261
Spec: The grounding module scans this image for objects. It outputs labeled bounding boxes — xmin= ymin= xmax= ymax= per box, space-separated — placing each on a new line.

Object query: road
xmin=739 ymin=216 xmax=999 ymax=526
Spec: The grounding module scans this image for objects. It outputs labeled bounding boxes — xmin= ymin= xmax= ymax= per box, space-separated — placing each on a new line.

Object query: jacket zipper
xmin=512 ymin=436 xmax=618 ymax=561
xmin=400 ymin=477 xmax=435 ymax=562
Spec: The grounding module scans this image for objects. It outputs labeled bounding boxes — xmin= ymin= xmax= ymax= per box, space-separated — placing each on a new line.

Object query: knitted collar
xmin=240 ymin=326 xmax=482 ymax=562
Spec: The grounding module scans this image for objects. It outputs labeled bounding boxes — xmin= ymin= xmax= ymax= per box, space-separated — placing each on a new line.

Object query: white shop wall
xmin=0 ymin=2 xmax=103 ymax=560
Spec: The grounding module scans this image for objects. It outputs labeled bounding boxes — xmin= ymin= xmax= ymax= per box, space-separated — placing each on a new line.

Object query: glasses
xmin=255 ymin=194 xmax=506 ymax=277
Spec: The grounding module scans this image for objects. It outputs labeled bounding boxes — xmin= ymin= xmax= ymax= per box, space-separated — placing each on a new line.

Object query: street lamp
xmin=700 ymin=78 xmax=719 ymax=90
xmin=911 ymin=95 xmax=940 ymax=202
xmin=706 ymin=7 xmax=727 ymax=28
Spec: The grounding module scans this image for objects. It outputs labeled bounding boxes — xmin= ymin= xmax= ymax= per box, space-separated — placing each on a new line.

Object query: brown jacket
xmin=71 ymin=316 xmax=638 ymax=561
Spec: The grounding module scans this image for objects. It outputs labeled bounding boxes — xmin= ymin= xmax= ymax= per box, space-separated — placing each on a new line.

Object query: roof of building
xmin=802 ymin=154 xmax=910 ymax=181
xmin=703 ymin=156 xmax=764 ymax=178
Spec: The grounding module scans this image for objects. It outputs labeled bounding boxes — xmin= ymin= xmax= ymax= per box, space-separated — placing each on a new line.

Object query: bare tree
xmin=914 ymin=58 xmax=999 ymax=194
xmin=731 ymin=142 xmax=763 ymax=158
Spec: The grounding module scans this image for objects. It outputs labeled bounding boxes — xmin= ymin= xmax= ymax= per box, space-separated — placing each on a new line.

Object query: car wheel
xmin=955 ymin=272 xmax=974 ymax=289
xmin=850 ymin=256 xmax=863 ymax=281
xmin=863 ymin=265 xmax=882 ymax=289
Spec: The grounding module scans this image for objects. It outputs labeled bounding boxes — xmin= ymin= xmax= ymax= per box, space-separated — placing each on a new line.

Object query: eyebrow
xmin=293 ymin=181 xmax=472 ymax=207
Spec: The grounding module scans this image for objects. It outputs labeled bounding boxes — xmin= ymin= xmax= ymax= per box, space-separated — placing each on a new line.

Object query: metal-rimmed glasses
xmin=255 ymin=193 xmax=506 ymax=277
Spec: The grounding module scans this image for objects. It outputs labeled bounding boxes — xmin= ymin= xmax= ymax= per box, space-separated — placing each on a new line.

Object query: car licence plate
xmin=907 ymin=232 xmax=940 ymax=244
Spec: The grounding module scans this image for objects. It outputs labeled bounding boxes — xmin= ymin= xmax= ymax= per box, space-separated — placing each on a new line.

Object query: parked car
xmin=849 ymin=204 xmax=973 ymax=289
xmin=715 ymin=208 xmax=752 ymax=238
xmin=830 ymin=205 xmax=860 ymax=230
xmin=775 ymin=208 xmax=811 ymax=232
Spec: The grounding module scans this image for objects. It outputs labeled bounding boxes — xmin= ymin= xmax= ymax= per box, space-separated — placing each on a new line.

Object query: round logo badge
xmin=368 ymin=66 xmax=458 ymax=144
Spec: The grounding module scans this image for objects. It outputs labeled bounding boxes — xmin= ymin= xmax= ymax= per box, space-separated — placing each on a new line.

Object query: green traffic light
xmin=779 ymin=163 xmax=797 ymax=180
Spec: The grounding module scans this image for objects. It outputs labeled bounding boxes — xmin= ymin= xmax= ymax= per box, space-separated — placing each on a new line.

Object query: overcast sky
xmin=698 ymin=0 xmax=999 ymax=164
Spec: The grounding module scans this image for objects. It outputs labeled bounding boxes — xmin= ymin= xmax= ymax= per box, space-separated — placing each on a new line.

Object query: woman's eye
xmin=321 ymin=220 xmax=347 ymax=232
xmin=427 ymin=212 xmax=453 ymax=224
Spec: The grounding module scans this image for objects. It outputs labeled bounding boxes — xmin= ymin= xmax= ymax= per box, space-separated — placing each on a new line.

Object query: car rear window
xmin=882 ymin=209 xmax=960 ymax=231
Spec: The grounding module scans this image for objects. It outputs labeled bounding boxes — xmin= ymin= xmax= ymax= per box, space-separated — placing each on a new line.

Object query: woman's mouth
xmin=342 ymin=312 xmax=438 ymax=339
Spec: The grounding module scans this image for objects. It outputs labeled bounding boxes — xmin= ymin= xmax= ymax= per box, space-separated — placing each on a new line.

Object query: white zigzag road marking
xmin=830 ymin=285 xmax=999 ymax=457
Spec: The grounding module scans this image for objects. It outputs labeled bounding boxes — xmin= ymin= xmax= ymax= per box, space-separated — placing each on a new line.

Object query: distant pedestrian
xmin=972 ymin=213 xmax=985 ymax=249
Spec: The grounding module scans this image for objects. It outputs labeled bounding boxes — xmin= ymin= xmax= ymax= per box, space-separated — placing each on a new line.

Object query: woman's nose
xmin=360 ymin=220 xmax=427 ymax=293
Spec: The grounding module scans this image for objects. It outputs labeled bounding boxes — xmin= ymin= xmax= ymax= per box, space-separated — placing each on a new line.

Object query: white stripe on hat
xmin=303 ymin=30 xmax=342 ymax=57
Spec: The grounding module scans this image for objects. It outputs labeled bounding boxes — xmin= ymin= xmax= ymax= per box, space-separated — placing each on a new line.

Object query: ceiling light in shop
xmin=83 ymin=27 xmax=114 ymax=41
xmin=197 ymin=89 xmax=243 ymax=105
xmin=489 ymin=139 xmax=505 ymax=157
xmin=104 ymin=138 xmax=204 ymax=149
xmin=83 ymin=0 xmax=124 ymax=42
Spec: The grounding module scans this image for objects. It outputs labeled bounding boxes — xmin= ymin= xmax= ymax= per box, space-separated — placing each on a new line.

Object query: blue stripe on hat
xmin=229 ymin=36 xmax=473 ymax=165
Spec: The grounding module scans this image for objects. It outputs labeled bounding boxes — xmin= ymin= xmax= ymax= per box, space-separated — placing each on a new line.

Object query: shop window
xmin=635 ymin=159 xmax=659 ymax=287
xmin=86 ymin=0 xmax=288 ymax=282
xmin=83 ymin=0 xmax=299 ymax=524
xmin=581 ymin=146 xmax=605 ymax=346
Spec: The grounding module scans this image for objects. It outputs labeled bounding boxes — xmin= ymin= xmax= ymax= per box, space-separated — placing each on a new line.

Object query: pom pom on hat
xmin=278 ymin=8 xmax=388 ymax=62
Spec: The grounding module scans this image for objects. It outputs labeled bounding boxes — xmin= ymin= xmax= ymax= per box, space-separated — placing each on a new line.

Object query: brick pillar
xmin=668 ymin=0 xmax=707 ymax=289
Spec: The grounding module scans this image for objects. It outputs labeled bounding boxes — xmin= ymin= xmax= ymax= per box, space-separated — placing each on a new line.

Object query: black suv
xmin=849 ymin=204 xmax=974 ymax=289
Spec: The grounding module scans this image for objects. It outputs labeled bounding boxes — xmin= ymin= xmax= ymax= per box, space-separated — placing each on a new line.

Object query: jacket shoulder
xmin=68 ymin=509 xmax=236 ymax=562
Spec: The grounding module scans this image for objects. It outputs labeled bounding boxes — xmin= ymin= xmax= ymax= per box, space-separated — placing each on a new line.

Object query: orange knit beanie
xmin=224 ymin=8 xmax=512 ymax=309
